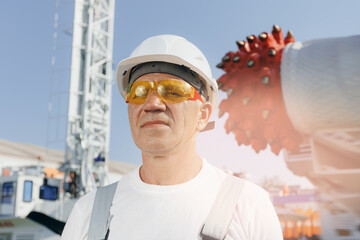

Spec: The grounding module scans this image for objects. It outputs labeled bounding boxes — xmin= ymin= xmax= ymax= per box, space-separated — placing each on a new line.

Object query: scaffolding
xmin=64 ymin=0 xmax=115 ymax=194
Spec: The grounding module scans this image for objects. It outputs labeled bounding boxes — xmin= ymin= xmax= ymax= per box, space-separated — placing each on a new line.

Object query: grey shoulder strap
xmin=88 ymin=181 xmax=118 ymax=240
xmin=200 ymin=175 xmax=245 ymax=240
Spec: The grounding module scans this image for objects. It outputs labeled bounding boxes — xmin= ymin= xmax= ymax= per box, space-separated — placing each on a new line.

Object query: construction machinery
xmin=0 ymin=0 xmax=115 ymax=239
xmin=216 ymin=25 xmax=360 ymax=239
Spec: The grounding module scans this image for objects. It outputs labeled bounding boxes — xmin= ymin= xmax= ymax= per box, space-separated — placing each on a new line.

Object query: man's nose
xmin=143 ymin=90 xmax=166 ymax=112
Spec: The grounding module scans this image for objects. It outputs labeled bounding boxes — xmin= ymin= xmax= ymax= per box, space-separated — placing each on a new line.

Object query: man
xmin=61 ymin=34 xmax=283 ymax=240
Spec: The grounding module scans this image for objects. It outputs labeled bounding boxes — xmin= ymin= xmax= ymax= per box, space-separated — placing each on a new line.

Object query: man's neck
xmin=139 ymin=138 xmax=202 ymax=185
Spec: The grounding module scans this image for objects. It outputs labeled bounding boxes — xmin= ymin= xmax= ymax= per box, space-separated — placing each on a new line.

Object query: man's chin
xmin=137 ymin=140 xmax=176 ymax=154
xmin=138 ymin=127 xmax=172 ymax=138
xmin=134 ymin=130 xmax=179 ymax=153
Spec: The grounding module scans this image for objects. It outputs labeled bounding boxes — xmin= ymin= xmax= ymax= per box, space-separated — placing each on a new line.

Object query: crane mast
xmin=65 ymin=0 xmax=115 ymax=196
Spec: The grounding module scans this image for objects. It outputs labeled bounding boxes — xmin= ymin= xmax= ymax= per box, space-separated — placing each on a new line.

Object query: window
xmin=23 ymin=180 xmax=33 ymax=202
xmin=39 ymin=185 xmax=58 ymax=201
xmin=0 ymin=233 xmax=12 ymax=240
xmin=1 ymin=182 xmax=14 ymax=204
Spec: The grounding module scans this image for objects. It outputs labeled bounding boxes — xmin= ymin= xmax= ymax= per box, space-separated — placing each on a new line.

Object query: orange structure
xmin=279 ymin=208 xmax=321 ymax=239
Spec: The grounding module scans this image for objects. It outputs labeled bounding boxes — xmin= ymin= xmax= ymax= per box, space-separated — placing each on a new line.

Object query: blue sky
xmin=1 ymin=0 xmax=359 ymax=187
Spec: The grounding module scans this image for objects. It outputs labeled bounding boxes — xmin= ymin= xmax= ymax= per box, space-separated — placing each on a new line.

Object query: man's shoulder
xmin=210 ymin=162 xmax=265 ymax=186
xmin=72 ymin=187 xmax=97 ymax=213
xmin=240 ymin=182 xmax=269 ymax=203
xmin=208 ymin=163 xmax=269 ymax=202
xmin=73 ymin=172 xmax=133 ymax=209
xmin=233 ymin=175 xmax=266 ymax=194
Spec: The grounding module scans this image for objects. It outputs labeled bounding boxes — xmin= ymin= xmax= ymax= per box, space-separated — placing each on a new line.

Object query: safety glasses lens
xmin=126 ymin=79 xmax=198 ymax=104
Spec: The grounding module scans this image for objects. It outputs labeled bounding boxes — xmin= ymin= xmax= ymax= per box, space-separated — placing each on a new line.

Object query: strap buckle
xmin=199 ymin=225 xmax=225 ymax=240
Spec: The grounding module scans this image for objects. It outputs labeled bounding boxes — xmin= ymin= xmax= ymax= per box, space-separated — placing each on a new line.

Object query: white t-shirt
xmin=61 ymin=160 xmax=283 ymax=240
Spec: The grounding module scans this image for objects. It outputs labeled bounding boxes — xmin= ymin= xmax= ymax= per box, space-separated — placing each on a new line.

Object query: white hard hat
xmin=116 ymin=34 xmax=219 ymax=109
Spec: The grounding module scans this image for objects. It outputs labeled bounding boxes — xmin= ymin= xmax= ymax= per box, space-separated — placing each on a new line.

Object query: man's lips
xmin=141 ymin=120 xmax=169 ymax=127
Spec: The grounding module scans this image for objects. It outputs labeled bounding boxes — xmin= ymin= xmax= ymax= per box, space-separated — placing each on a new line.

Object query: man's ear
xmin=196 ymin=102 xmax=212 ymax=132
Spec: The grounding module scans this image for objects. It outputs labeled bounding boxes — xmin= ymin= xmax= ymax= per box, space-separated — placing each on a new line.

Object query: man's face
xmin=127 ymin=73 xmax=210 ymax=154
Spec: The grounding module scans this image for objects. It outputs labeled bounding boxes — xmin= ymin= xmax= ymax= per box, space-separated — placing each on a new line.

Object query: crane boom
xmin=65 ymin=0 xmax=115 ymax=195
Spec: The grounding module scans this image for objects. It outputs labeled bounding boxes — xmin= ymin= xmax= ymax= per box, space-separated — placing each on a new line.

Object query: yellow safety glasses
xmin=126 ymin=79 xmax=203 ymax=104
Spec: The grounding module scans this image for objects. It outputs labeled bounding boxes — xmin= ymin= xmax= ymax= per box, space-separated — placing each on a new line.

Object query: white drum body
xmin=280 ymin=36 xmax=360 ymax=134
